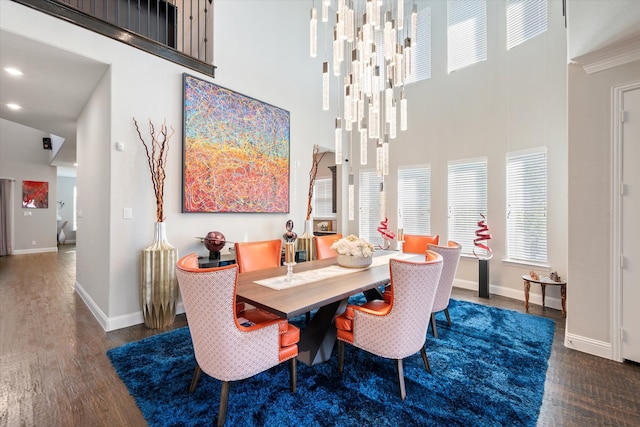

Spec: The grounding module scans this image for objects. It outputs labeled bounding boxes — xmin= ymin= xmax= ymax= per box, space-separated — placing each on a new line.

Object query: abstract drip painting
xmin=182 ymin=74 xmax=290 ymax=213
xmin=22 ymin=180 xmax=48 ymax=208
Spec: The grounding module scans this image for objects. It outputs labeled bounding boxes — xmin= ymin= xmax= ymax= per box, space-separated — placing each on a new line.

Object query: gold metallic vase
xmin=141 ymin=222 xmax=179 ymax=328
xmin=297 ymin=219 xmax=314 ymax=261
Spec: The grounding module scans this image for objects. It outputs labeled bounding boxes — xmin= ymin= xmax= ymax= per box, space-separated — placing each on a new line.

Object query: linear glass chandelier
xmin=310 ymin=0 xmax=417 ymax=175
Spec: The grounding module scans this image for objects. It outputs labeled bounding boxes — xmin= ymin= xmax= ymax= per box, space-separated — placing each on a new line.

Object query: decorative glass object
xmin=141 ymin=222 xmax=179 ymax=328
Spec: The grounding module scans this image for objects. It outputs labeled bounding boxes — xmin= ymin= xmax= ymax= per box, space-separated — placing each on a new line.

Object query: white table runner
xmin=254 ymin=252 xmax=418 ymax=291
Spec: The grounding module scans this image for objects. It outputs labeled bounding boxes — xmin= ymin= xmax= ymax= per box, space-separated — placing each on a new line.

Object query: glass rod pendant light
xmin=411 ymin=4 xmax=418 ymax=46
xmin=322 ymin=61 xmax=329 ymax=110
xmin=322 ymin=0 xmax=330 ymax=22
xmin=390 ymin=99 xmax=397 ymax=139
xmin=335 ymin=117 xmax=343 ymax=165
xmin=348 ymin=174 xmax=355 ymax=221
xmin=310 ymin=6 xmax=318 ymax=58
xmin=309 ymin=0 xmax=420 ymax=180
xmin=400 ymin=88 xmax=408 ymax=131
xmin=382 ymin=139 xmax=389 ymax=175
xmin=360 ymin=119 xmax=368 ymax=165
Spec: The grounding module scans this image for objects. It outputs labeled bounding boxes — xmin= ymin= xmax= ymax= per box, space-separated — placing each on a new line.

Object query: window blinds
xmin=506 ymin=0 xmax=547 ymax=50
xmin=506 ymin=148 xmax=547 ymax=263
xmin=313 ymin=178 xmax=335 ymax=218
xmin=359 ymin=170 xmax=383 ymax=247
xmin=398 ymin=165 xmax=431 ymax=235
xmin=447 ymin=0 xmax=487 ymax=73
xmin=448 ymin=158 xmax=488 ymax=256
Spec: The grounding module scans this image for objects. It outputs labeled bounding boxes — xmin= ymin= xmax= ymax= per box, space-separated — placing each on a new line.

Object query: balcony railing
xmin=12 ymin=0 xmax=216 ymax=77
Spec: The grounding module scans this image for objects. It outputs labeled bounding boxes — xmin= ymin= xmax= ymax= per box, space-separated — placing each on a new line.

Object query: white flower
xmin=331 ymin=234 xmax=375 ymax=257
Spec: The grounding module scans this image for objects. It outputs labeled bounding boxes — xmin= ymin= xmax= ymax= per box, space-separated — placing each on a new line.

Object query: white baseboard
xmin=12 ymin=246 xmax=58 ymax=254
xmin=75 ymin=280 xmax=109 ymax=330
xmin=564 ymin=332 xmax=613 ymax=360
xmin=454 ymin=279 xmax=618 ymax=361
xmin=75 ymin=280 xmax=185 ymax=332
xmin=453 ymin=279 xmax=562 ymax=311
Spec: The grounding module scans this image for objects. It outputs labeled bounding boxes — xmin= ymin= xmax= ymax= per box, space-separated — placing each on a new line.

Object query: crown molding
xmin=571 ymin=34 xmax=640 ymax=74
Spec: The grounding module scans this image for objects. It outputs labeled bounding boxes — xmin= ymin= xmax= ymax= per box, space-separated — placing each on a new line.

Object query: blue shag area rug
xmin=107 ymin=299 xmax=555 ymax=427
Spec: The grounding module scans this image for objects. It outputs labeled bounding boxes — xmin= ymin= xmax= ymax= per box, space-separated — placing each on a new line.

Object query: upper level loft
xmin=12 ymin=0 xmax=216 ymax=77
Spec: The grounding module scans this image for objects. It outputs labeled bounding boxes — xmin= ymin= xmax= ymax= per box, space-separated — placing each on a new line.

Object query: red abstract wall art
xmin=22 ymin=180 xmax=49 ymax=208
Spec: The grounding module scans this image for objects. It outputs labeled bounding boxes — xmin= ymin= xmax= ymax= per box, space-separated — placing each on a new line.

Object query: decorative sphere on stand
xmin=204 ymin=231 xmax=226 ymax=252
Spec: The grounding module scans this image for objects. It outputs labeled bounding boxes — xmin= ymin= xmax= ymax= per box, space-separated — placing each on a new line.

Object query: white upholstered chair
xmin=427 ymin=241 xmax=462 ymax=338
xmin=175 ymin=253 xmax=299 ymax=426
xmin=334 ymin=252 xmax=443 ymax=400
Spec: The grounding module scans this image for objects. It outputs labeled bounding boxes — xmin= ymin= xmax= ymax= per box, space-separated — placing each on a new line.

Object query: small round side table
xmin=522 ymin=274 xmax=567 ymax=317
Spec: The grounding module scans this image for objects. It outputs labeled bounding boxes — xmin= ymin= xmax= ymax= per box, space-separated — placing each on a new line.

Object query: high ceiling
xmin=567 ymin=0 xmax=640 ymax=61
xmin=0 ymin=28 xmax=109 ymax=173
xmin=1 ymin=1 xmax=639 ymax=178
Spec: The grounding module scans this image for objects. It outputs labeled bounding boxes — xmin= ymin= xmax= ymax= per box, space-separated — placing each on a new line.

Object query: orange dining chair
xmin=234 ymin=239 xmax=282 ymax=273
xmin=315 ymin=233 xmax=343 ymax=259
xmin=175 ymin=253 xmax=299 ymax=427
xmin=335 ymin=251 xmax=443 ymax=400
xmin=427 ymin=241 xmax=462 ymax=338
xmin=402 ymin=234 xmax=440 ymax=254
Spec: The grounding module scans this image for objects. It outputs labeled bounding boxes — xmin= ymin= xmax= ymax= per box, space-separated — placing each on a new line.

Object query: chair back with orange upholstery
xmin=335 ymin=251 xmax=443 ymax=400
xmin=427 ymin=241 xmax=462 ymax=338
xmin=175 ymin=253 xmax=299 ymax=426
xmin=402 ymin=234 xmax=440 ymax=254
xmin=234 ymin=239 xmax=282 ymax=273
xmin=315 ymin=233 xmax=343 ymax=259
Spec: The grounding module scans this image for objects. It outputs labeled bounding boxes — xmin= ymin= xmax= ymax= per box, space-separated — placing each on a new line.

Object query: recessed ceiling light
xmin=4 ymin=67 xmax=23 ymax=76
xmin=7 ymin=103 xmax=22 ymax=110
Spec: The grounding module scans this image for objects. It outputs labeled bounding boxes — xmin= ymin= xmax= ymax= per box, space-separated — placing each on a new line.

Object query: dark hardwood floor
xmin=1 ymin=246 xmax=639 ymax=426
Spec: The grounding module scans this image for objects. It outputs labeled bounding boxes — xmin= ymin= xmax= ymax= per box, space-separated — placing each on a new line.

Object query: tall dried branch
xmin=306 ymin=144 xmax=327 ymax=220
xmin=133 ymin=117 xmax=175 ymax=222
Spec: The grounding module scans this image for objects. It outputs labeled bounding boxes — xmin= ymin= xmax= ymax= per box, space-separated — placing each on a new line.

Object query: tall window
xmin=506 ymin=0 xmax=547 ymax=50
xmin=506 ymin=148 xmax=547 ymax=263
xmin=448 ymin=158 xmax=488 ymax=256
xmin=398 ymin=165 xmax=431 ymax=234
xmin=313 ymin=178 xmax=335 ymax=218
xmin=359 ymin=170 xmax=383 ymax=247
xmin=447 ymin=0 xmax=487 ymax=73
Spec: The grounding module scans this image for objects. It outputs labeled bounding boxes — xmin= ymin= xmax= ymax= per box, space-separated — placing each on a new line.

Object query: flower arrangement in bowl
xmin=331 ymin=234 xmax=375 ymax=268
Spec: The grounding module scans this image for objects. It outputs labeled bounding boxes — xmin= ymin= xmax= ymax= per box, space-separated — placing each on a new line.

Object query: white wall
xmin=567 ymin=59 xmax=640 ymax=358
xmin=74 ymin=68 xmax=112 ymax=324
xmin=56 ymin=175 xmax=75 ymax=242
xmin=0 ymin=119 xmax=58 ymax=253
